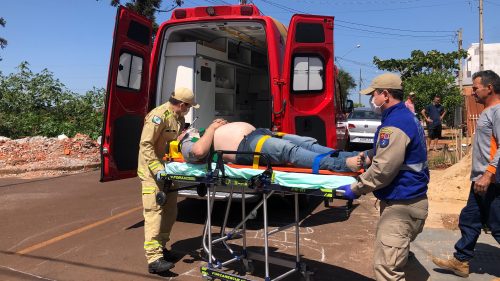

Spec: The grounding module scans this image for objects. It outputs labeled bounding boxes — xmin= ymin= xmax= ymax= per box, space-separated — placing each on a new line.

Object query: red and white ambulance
xmin=101 ymin=4 xmax=352 ymax=182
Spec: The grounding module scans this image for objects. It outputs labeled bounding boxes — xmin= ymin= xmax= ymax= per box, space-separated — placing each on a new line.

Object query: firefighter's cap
xmin=360 ymin=73 xmax=402 ymax=95
xmin=172 ymin=87 xmax=200 ymax=108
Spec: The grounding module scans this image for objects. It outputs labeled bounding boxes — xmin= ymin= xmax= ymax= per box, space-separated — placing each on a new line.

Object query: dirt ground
xmin=0 ymin=133 xmax=472 ymax=230
xmin=0 ymin=134 xmax=100 ymax=178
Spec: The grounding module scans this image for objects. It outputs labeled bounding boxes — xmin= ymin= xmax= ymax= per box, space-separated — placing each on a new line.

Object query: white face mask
xmin=370 ymin=96 xmax=384 ymax=114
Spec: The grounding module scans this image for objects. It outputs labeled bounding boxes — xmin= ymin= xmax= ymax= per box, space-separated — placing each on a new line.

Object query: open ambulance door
xmin=101 ymin=6 xmax=153 ymax=182
xmin=281 ymin=14 xmax=336 ymax=148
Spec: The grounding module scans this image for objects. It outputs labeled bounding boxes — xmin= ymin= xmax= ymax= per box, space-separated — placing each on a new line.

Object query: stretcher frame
xmin=162 ymin=150 xmax=354 ymax=281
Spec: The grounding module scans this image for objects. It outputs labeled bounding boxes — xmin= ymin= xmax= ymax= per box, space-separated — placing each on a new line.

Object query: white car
xmin=347 ymin=108 xmax=381 ymax=146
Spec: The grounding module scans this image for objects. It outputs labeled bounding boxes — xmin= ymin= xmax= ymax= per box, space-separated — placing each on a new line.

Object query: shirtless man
xmin=179 ymin=120 xmax=361 ymax=172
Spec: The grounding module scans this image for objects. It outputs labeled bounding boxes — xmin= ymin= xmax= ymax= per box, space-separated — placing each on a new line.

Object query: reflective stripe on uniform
xmin=252 ymin=135 xmax=271 ymax=169
xmin=142 ymin=186 xmax=156 ymax=194
xmin=148 ymin=160 xmax=162 ymax=171
xmin=137 ymin=168 xmax=146 ymax=178
xmin=144 ymin=240 xmax=161 ymax=250
xmin=163 ymin=110 xmax=172 ymax=119
xmin=399 ymin=162 xmax=428 ymax=172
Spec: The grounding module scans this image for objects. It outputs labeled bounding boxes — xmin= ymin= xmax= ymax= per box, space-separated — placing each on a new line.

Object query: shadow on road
xmin=0 ymin=250 xmax=173 ymax=280
xmin=170 ymin=237 xmax=374 ymax=281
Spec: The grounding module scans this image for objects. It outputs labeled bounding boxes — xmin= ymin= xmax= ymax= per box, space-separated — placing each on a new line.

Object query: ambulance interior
xmin=156 ymin=21 xmax=274 ymax=130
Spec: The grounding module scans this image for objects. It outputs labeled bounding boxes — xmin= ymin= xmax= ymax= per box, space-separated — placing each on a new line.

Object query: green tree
xmin=0 ymin=62 xmax=105 ymax=139
xmin=110 ymin=0 xmax=182 ymax=33
xmin=373 ymin=49 xmax=467 ymax=126
xmin=0 ymin=17 xmax=7 ymax=61
xmin=337 ymin=69 xmax=356 ymax=103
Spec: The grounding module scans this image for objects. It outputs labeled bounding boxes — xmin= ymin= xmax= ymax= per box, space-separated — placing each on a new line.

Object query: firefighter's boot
xmin=432 ymin=256 xmax=469 ymax=277
xmin=148 ymin=258 xmax=174 ymax=274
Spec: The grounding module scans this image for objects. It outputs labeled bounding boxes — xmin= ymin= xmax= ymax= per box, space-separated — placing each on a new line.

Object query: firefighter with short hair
xmin=137 ymin=87 xmax=199 ymax=274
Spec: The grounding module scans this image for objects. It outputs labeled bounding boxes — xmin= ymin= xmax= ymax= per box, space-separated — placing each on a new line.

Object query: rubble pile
xmin=0 ymin=134 xmax=100 ymax=178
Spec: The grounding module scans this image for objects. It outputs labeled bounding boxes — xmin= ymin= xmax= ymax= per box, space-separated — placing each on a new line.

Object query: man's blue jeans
xmin=454 ymin=182 xmax=500 ymax=261
xmin=235 ymin=128 xmax=357 ymax=172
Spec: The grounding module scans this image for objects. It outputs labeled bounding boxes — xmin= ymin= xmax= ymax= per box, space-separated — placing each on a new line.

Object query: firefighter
xmin=337 ymin=73 xmax=429 ymax=281
xmin=137 ymin=87 xmax=199 ymax=274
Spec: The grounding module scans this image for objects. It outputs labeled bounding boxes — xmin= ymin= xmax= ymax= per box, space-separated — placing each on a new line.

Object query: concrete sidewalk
xmin=408 ymin=228 xmax=499 ymax=281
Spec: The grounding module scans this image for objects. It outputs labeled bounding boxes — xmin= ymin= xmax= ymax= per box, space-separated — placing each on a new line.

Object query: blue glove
xmin=337 ymin=184 xmax=359 ymax=200
xmin=156 ymin=170 xmax=167 ymax=181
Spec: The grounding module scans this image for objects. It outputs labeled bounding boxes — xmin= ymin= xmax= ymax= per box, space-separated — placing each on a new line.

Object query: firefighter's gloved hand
xmin=156 ymin=170 xmax=168 ymax=182
xmin=337 ymin=184 xmax=359 ymax=200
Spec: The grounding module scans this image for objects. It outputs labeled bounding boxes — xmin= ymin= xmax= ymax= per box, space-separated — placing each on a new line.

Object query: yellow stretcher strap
xmin=253 ymin=135 xmax=271 ymax=169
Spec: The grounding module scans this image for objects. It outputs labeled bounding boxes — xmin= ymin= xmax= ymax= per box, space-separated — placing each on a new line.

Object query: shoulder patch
xmin=152 ymin=115 xmax=162 ymax=125
xmin=379 ymin=128 xmax=393 ymax=148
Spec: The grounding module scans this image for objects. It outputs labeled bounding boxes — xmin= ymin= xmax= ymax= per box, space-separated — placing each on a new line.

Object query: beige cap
xmin=172 ymin=87 xmax=200 ymax=108
xmin=360 ymin=73 xmax=403 ymax=95
xmin=409 ymin=91 xmax=416 ymax=96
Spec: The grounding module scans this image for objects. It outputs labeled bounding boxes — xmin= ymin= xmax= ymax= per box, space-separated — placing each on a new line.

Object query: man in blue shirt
xmin=421 ymin=96 xmax=446 ymax=151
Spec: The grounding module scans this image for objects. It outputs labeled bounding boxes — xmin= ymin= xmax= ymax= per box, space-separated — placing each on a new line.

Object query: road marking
xmin=0 ymin=265 xmax=57 ymax=280
xmin=16 ymin=206 xmax=142 ymax=255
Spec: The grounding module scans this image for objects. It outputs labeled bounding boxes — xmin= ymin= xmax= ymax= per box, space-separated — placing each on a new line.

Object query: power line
xmin=257 ymin=0 xmax=458 ymax=38
xmin=336 ymin=19 xmax=455 ymax=33
xmin=336 ymin=24 xmax=455 ymax=38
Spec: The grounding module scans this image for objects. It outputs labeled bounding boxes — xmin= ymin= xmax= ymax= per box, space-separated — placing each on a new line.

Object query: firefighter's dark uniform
xmin=137 ymin=102 xmax=184 ymax=264
xmin=351 ymin=102 xmax=429 ymax=281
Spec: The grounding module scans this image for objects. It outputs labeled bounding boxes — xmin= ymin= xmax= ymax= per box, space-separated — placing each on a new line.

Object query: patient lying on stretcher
xmin=178 ymin=119 xmax=363 ymax=172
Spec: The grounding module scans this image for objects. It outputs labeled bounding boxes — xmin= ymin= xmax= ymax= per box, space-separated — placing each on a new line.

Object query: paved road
xmin=0 ymin=171 xmax=498 ymax=280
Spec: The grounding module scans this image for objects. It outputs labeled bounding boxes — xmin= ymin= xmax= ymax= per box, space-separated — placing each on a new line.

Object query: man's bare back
xmin=213 ymin=122 xmax=256 ymax=162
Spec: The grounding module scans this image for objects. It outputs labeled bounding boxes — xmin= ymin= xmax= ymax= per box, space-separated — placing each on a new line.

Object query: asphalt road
xmin=0 ymin=171 xmax=498 ymax=281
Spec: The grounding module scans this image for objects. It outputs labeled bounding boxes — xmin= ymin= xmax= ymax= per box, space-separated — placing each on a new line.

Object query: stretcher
xmin=159 ymin=150 xmax=357 ymax=281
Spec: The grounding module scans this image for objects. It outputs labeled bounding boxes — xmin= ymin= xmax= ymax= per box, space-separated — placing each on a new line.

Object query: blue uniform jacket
xmin=373 ymin=102 xmax=429 ymax=200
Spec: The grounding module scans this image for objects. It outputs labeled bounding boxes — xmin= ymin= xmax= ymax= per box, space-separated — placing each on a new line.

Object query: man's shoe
xmin=432 ymin=256 xmax=469 ymax=277
xmin=148 ymin=258 xmax=175 ymax=274
xmin=163 ymin=249 xmax=178 ymax=262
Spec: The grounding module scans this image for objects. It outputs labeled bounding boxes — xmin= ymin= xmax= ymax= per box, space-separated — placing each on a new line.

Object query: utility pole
xmin=458 ymin=28 xmax=463 ymax=92
xmin=358 ymin=68 xmax=362 ymax=105
xmin=458 ymin=28 xmax=464 ymax=160
xmin=479 ymin=0 xmax=484 ymax=71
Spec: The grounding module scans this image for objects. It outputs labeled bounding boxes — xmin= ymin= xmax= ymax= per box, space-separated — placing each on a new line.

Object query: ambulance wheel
xmin=242 ymin=260 xmax=254 ymax=274
xmin=197 ymin=183 xmax=207 ymax=197
xmin=301 ymin=271 xmax=315 ymax=281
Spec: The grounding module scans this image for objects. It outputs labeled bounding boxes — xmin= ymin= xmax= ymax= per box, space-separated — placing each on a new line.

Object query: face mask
xmin=370 ymin=96 xmax=384 ymax=114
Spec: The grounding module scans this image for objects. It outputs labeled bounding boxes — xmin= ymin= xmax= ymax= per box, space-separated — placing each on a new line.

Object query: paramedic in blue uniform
xmin=432 ymin=70 xmax=500 ymax=278
xmin=337 ymin=73 xmax=429 ymax=281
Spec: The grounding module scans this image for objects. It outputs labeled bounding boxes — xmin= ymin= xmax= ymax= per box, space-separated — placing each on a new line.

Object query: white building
xmin=463 ymin=43 xmax=500 ymax=85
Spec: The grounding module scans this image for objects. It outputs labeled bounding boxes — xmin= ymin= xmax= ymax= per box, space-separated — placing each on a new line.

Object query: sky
xmin=1 ymin=0 xmax=500 ymax=106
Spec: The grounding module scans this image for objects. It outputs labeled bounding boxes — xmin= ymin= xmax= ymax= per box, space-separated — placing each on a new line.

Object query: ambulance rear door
xmin=280 ymin=14 xmax=336 ymax=148
xmin=101 ymin=6 xmax=153 ymax=182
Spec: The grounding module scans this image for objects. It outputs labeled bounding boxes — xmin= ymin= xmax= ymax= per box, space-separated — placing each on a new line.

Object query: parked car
xmin=347 ymin=107 xmax=381 ymax=147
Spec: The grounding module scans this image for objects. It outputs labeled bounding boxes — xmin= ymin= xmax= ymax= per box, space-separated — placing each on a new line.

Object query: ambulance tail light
xmin=206 ymin=6 xmax=216 ymax=16
xmin=348 ymin=123 xmax=356 ymax=129
xmin=174 ymin=9 xmax=187 ymax=19
xmin=240 ymin=5 xmax=254 ymax=16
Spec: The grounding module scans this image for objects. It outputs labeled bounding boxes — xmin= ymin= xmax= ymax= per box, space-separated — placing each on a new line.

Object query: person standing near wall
xmin=432 ymin=70 xmax=500 ymax=278
xmin=137 ymin=88 xmax=200 ymax=274
xmin=337 ymin=73 xmax=429 ymax=281
xmin=421 ymin=96 xmax=446 ymax=151
xmin=404 ymin=92 xmax=416 ymax=114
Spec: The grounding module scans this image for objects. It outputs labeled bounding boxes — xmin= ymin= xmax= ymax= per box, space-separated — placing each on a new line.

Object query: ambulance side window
xmin=292 ymin=55 xmax=324 ymax=92
xmin=117 ymin=52 xmax=143 ymax=91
